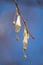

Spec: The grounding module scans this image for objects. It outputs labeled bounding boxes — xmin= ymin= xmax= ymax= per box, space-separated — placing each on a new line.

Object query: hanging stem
xmin=13 ymin=0 xmax=35 ymax=39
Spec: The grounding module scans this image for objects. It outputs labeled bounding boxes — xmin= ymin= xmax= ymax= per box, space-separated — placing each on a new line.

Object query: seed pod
xmin=16 ymin=37 xmax=19 ymax=41
xmin=15 ymin=14 xmax=21 ymax=32
xmin=24 ymin=54 xmax=27 ymax=59
xmin=13 ymin=21 xmax=16 ymax=25
xmin=23 ymin=47 xmax=27 ymax=51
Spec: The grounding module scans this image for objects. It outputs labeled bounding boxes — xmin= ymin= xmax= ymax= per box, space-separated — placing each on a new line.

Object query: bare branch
xmin=13 ymin=0 xmax=35 ymax=39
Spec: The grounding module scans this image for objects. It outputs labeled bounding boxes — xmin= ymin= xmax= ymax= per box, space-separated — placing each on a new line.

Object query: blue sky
xmin=0 ymin=1 xmax=43 ymax=65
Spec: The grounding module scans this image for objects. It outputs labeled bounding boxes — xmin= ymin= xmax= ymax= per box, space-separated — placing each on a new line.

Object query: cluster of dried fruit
xmin=13 ymin=7 xmax=29 ymax=59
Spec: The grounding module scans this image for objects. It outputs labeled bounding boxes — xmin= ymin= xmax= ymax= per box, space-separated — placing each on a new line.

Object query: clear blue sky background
xmin=0 ymin=0 xmax=43 ymax=65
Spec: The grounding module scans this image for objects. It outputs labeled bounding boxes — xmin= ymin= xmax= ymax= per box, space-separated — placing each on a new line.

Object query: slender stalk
xmin=13 ymin=0 xmax=35 ymax=39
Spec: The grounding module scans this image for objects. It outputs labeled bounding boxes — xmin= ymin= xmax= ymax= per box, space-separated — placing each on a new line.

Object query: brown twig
xmin=13 ymin=0 xmax=35 ymax=39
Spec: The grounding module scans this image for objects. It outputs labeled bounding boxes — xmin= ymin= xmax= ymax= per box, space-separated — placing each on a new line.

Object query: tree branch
xmin=13 ymin=0 xmax=35 ymax=39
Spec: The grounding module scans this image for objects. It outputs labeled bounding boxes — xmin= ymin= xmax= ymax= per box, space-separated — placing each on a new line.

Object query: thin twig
xmin=13 ymin=0 xmax=35 ymax=39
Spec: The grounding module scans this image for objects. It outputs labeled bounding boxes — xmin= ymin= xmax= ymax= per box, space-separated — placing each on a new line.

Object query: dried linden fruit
xmin=24 ymin=54 xmax=27 ymax=59
xmin=16 ymin=37 xmax=19 ymax=41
